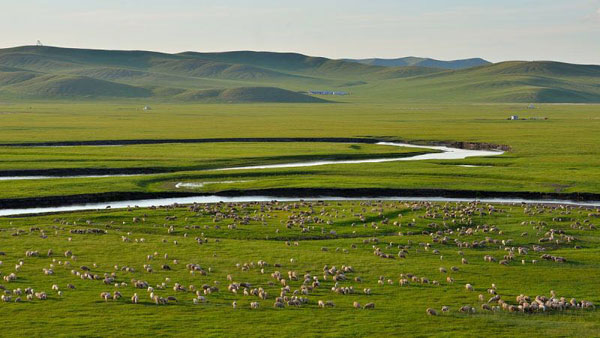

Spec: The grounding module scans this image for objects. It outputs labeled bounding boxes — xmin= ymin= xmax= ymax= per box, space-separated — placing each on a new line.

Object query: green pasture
xmin=0 ymin=201 xmax=598 ymax=337
xmin=0 ymin=102 xmax=598 ymax=199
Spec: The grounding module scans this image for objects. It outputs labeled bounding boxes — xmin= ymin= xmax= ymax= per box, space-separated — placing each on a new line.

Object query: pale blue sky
xmin=1 ymin=0 xmax=599 ymax=63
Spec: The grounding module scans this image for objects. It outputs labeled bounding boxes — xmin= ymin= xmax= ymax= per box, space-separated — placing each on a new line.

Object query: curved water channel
xmin=0 ymin=142 xmax=503 ymax=181
xmin=1 ymin=195 xmax=599 ymax=217
xmin=8 ymin=140 xmax=577 ymax=217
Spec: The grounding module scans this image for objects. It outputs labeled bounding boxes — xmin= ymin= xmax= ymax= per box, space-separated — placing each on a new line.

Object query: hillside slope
xmin=365 ymin=61 xmax=600 ymax=103
xmin=0 ymin=46 xmax=599 ymax=103
xmin=175 ymin=87 xmax=329 ymax=103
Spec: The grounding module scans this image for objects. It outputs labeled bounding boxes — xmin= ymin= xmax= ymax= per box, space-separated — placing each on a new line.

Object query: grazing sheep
xmin=488 ymin=295 xmax=501 ymax=303
xmin=100 ymin=292 xmax=111 ymax=301
xmin=232 ymin=301 xmax=237 ymax=309
xmin=465 ymin=284 xmax=474 ymax=291
xmin=353 ymin=301 xmax=361 ymax=309
xmin=460 ymin=305 xmax=475 ymax=313
xmin=131 ymin=293 xmax=139 ymax=304
xmin=426 ymin=308 xmax=438 ymax=316
xmin=364 ymin=302 xmax=375 ymax=309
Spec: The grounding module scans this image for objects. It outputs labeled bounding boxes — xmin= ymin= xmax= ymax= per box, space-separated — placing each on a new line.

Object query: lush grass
xmin=0 ymin=102 xmax=598 ymax=199
xmin=0 ymin=47 xmax=598 ymax=338
xmin=0 ymin=200 xmax=598 ymax=337
xmin=0 ymin=142 xmax=424 ymax=171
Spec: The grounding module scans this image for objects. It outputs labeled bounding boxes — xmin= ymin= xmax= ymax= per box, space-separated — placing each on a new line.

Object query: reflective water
xmin=1 ymin=195 xmax=597 ymax=217
xmin=216 ymin=142 xmax=502 ymax=170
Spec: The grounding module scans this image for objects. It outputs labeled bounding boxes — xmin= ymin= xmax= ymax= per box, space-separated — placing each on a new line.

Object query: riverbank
xmin=2 ymin=187 xmax=599 ymax=217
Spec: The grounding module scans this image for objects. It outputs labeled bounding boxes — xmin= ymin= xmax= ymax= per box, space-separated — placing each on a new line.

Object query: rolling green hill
xmin=364 ymin=61 xmax=600 ymax=103
xmin=0 ymin=45 xmax=598 ymax=103
xmin=174 ymin=87 xmax=328 ymax=103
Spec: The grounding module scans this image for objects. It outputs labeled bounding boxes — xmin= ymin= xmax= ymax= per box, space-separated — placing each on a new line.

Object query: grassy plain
xmin=0 ymin=200 xmax=598 ymax=337
xmin=1 ymin=46 xmax=599 ymax=338
xmin=0 ymin=142 xmax=425 ymax=171
xmin=0 ymin=102 xmax=599 ymax=199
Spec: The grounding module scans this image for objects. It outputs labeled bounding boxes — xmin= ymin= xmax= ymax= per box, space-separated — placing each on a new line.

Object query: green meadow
xmin=0 ymin=200 xmax=599 ymax=337
xmin=0 ymin=102 xmax=599 ymax=199
xmin=0 ymin=46 xmax=599 ymax=338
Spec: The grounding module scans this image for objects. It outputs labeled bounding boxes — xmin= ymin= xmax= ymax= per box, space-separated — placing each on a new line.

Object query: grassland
xmin=0 ymin=142 xmax=425 ymax=171
xmin=0 ymin=200 xmax=598 ymax=337
xmin=0 ymin=46 xmax=599 ymax=338
xmin=0 ymin=102 xmax=598 ymax=200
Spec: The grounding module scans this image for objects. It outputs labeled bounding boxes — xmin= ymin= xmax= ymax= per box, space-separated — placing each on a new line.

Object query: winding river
xmin=5 ymin=140 xmax=567 ymax=217
xmin=216 ymin=142 xmax=501 ymax=170
xmin=1 ymin=195 xmax=599 ymax=217
xmin=0 ymin=142 xmax=503 ymax=181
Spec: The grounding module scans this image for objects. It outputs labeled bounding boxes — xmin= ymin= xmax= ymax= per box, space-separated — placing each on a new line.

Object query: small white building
xmin=308 ymin=90 xmax=349 ymax=96
xmin=143 ymin=106 xmax=152 ymax=111
xmin=509 ymin=115 xmax=519 ymax=120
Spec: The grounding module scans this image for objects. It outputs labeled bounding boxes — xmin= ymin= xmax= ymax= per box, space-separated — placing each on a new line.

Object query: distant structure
xmin=308 ymin=90 xmax=349 ymax=96
xmin=143 ymin=105 xmax=152 ymax=111
xmin=509 ymin=115 xmax=519 ymax=120
xmin=528 ymin=103 xmax=536 ymax=109
xmin=36 ymin=40 xmax=43 ymax=47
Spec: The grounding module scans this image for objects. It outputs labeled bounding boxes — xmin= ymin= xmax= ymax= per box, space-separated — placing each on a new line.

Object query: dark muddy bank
xmin=0 ymin=167 xmax=166 ymax=177
xmin=0 ymin=137 xmax=510 ymax=151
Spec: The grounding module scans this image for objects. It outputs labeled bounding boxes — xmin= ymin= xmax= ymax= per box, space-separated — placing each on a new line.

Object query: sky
xmin=1 ymin=0 xmax=599 ymax=64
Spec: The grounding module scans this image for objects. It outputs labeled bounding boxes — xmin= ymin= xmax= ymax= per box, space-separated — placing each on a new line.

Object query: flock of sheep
xmin=0 ymin=200 xmax=597 ymax=318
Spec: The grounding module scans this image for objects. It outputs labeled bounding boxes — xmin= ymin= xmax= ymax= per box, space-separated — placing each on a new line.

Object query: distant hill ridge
xmin=345 ymin=57 xmax=491 ymax=69
xmin=0 ymin=45 xmax=599 ymax=103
